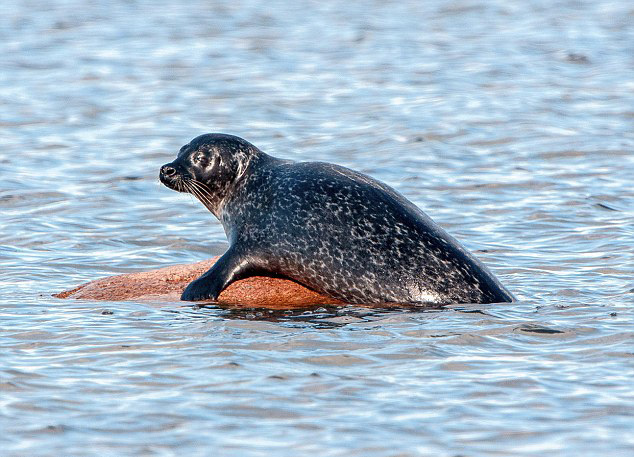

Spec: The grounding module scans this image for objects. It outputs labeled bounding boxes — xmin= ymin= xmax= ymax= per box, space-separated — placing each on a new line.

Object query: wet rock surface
xmin=55 ymin=257 xmax=341 ymax=308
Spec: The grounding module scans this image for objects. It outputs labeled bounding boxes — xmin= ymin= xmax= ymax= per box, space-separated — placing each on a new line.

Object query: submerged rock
xmin=54 ymin=257 xmax=341 ymax=308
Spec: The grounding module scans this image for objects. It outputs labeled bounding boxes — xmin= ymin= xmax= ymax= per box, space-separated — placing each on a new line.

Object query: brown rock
xmin=54 ymin=257 xmax=342 ymax=308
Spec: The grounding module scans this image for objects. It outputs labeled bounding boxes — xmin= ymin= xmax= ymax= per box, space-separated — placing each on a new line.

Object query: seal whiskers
xmin=184 ymin=179 xmax=216 ymax=212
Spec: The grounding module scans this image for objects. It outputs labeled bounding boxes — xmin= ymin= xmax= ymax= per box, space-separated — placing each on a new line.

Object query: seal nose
xmin=161 ymin=165 xmax=177 ymax=178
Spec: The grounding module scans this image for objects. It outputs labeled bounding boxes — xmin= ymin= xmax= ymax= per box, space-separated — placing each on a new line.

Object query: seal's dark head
xmin=160 ymin=133 xmax=261 ymax=217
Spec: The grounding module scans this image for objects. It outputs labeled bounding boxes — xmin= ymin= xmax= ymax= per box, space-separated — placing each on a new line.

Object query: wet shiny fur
xmin=160 ymin=133 xmax=514 ymax=304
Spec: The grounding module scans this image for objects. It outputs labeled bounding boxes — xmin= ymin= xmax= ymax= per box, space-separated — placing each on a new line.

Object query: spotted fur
xmin=159 ymin=133 xmax=514 ymax=304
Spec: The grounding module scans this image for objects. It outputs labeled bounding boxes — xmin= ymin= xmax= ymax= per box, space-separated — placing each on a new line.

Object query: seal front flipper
xmin=181 ymin=249 xmax=251 ymax=301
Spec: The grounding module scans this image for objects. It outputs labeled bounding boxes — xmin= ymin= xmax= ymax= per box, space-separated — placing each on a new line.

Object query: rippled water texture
xmin=2 ymin=1 xmax=633 ymax=455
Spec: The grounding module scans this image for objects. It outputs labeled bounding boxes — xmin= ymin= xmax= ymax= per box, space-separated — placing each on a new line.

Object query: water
xmin=1 ymin=0 xmax=633 ymax=455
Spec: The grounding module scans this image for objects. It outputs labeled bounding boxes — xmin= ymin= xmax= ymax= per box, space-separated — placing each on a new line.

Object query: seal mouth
xmin=161 ymin=175 xmax=186 ymax=192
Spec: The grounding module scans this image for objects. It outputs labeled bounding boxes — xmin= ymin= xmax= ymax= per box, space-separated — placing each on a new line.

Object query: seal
xmin=159 ymin=133 xmax=514 ymax=305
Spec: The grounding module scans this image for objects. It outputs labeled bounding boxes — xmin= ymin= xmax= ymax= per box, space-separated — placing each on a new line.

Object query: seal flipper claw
xmin=180 ymin=275 xmax=223 ymax=301
xmin=181 ymin=249 xmax=250 ymax=301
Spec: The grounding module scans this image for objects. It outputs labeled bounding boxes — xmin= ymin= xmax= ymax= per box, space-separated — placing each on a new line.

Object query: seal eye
xmin=193 ymin=153 xmax=208 ymax=167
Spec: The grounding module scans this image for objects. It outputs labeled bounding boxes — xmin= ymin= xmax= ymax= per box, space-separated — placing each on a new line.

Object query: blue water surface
xmin=1 ymin=1 xmax=633 ymax=456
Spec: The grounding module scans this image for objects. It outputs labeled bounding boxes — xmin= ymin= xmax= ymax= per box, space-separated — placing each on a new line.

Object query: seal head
xmin=160 ymin=133 xmax=261 ymax=217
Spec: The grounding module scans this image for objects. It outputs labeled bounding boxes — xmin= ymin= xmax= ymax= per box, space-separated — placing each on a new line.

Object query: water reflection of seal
xmin=160 ymin=133 xmax=514 ymax=304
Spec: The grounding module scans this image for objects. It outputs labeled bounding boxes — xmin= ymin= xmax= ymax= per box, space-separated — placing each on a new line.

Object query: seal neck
xmin=213 ymin=150 xmax=274 ymax=219
xmin=216 ymin=152 xmax=291 ymax=243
